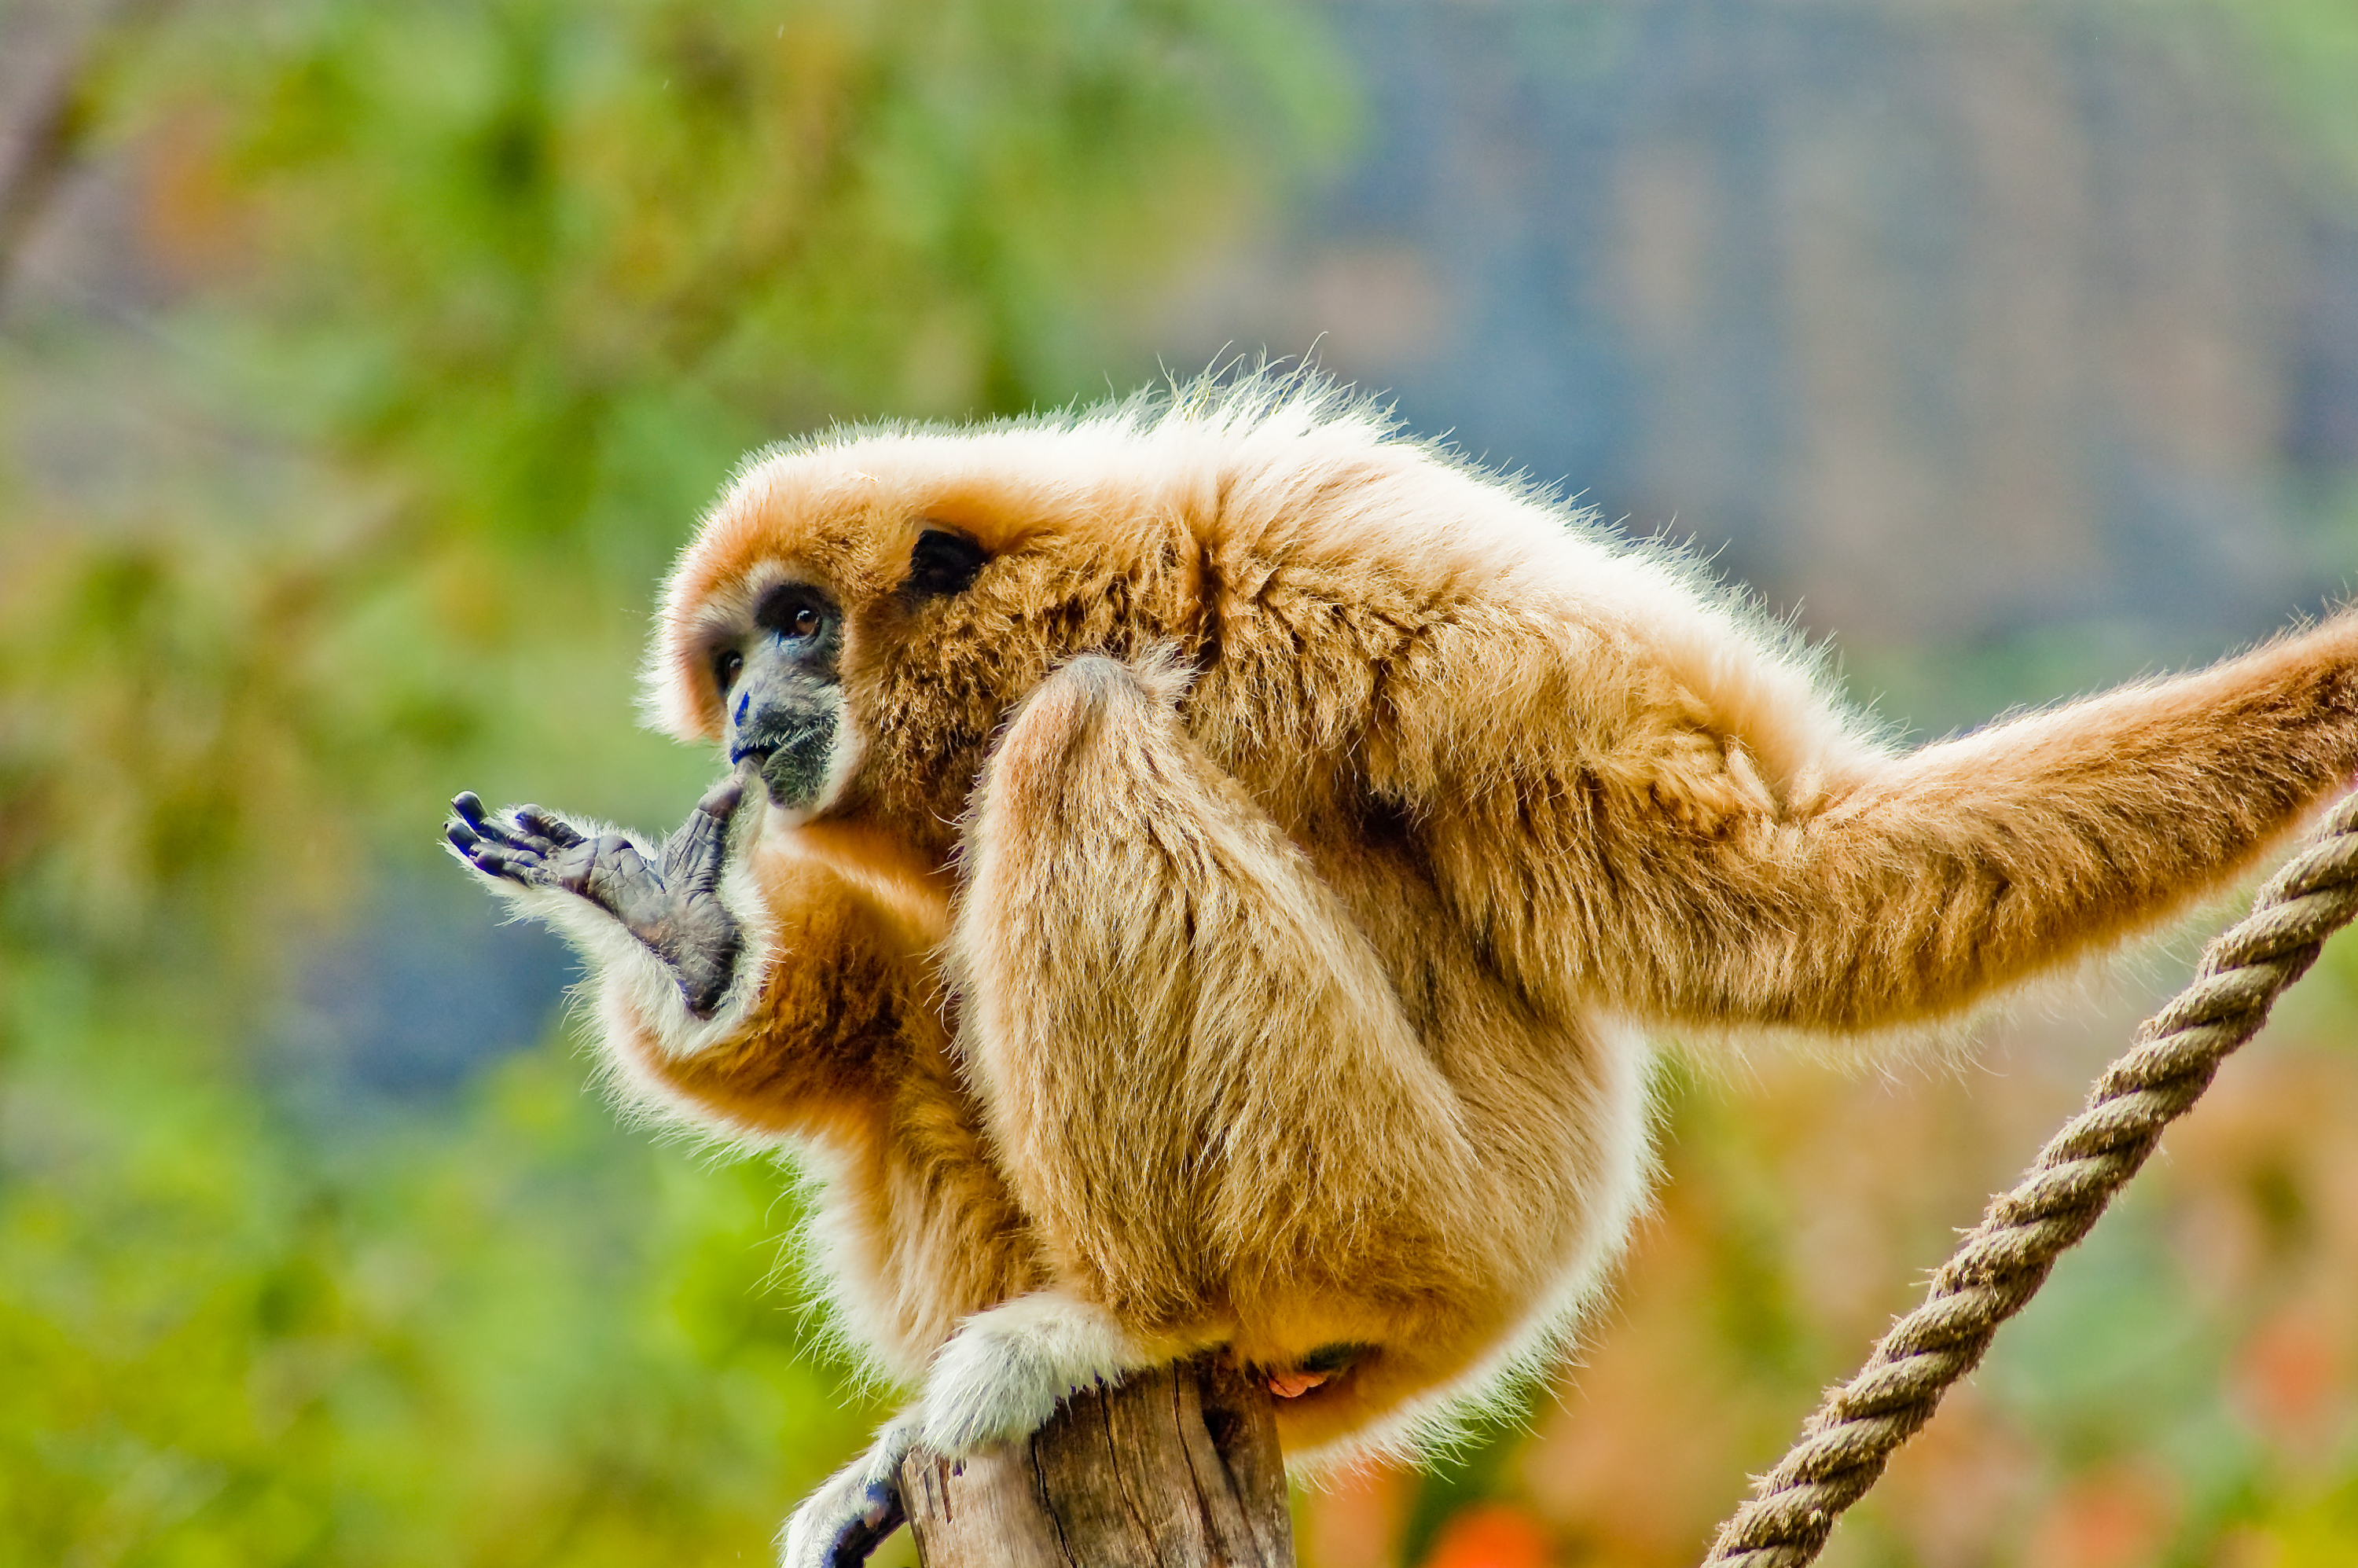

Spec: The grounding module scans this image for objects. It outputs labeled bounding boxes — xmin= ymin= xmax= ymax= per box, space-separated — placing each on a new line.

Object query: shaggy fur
xmin=465 ymin=375 xmax=2358 ymax=1558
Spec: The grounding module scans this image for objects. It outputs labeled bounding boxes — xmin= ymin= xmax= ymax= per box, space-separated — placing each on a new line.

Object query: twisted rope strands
xmin=1702 ymin=791 xmax=2358 ymax=1568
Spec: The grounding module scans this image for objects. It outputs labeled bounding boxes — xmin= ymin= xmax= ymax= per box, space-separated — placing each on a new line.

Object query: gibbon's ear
xmin=905 ymin=527 xmax=989 ymax=598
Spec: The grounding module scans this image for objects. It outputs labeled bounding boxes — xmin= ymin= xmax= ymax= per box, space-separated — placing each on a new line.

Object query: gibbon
xmin=448 ymin=376 xmax=2358 ymax=1566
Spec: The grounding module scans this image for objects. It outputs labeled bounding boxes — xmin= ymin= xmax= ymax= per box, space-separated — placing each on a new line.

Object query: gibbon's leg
xmin=922 ymin=652 xmax=1485 ymax=1458
xmin=1464 ymin=614 xmax=2358 ymax=1034
xmin=447 ymin=768 xmax=923 ymax=1137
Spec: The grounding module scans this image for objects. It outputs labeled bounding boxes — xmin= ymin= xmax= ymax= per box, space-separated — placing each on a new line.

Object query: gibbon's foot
xmin=446 ymin=776 xmax=748 ymax=1018
xmin=915 ymin=1292 xmax=1151 ymax=1456
xmin=779 ymin=1414 xmax=916 ymax=1568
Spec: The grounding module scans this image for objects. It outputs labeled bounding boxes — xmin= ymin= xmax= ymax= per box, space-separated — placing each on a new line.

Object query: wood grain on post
xmin=899 ymin=1353 xmax=1295 ymax=1568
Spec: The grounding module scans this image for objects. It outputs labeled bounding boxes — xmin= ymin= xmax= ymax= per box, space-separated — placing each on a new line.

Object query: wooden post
xmin=898 ymin=1353 xmax=1295 ymax=1568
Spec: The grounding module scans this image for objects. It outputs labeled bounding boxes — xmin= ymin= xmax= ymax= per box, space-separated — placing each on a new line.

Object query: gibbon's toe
xmin=777 ymin=1478 xmax=902 ymax=1568
xmin=777 ymin=1418 xmax=916 ymax=1568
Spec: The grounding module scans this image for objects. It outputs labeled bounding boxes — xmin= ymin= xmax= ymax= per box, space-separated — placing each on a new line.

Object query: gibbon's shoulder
xmin=654 ymin=373 xmax=1883 ymax=787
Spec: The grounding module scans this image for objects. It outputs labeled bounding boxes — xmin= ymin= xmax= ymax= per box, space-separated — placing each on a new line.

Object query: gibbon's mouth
xmin=736 ymin=712 xmax=837 ymax=810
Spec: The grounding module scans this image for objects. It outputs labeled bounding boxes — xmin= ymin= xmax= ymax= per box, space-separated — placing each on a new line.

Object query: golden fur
xmin=486 ymin=376 xmax=2358 ymax=1549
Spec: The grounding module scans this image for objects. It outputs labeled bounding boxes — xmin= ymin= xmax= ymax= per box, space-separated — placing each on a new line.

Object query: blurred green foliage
xmin=2211 ymin=0 xmax=2358 ymax=191
xmin=1 ymin=977 xmax=877 ymax=1566
xmin=0 ymin=2 xmax=1344 ymax=1562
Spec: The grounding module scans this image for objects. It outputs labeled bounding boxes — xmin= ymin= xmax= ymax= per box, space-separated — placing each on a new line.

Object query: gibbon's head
xmin=644 ymin=409 xmax=1225 ymax=854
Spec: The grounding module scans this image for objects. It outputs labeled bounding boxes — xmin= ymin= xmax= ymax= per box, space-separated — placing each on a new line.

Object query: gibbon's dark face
xmin=709 ymin=527 xmax=991 ymax=813
xmin=715 ymin=578 xmax=847 ymax=810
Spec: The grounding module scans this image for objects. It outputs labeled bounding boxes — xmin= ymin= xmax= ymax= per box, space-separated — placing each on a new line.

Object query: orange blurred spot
xmin=1421 ymin=1504 xmax=1552 ymax=1568
xmin=1303 ymin=1463 xmax=1408 ymax=1568
xmin=2231 ymin=1304 xmax=2343 ymax=1448
xmin=139 ymin=108 xmax=248 ymax=280
xmin=2022 ymin=1465 xmax=2177 ymax=1568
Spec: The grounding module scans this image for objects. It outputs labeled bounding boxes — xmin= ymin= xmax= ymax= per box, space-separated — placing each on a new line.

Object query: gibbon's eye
xmin=754 ymin=584 xmax=836 ymax=644
xmin=712 ymin=647 xmax=744 ymax=691
xmin=905 ymin=528 xmax=988 ymax=598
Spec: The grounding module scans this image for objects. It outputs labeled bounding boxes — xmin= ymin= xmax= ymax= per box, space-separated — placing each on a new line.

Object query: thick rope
xmin=1703 ymin=791 xmax=2358 ymax=1568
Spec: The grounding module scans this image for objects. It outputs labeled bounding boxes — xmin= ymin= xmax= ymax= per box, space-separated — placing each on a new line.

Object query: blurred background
xmin=6 ymin=1 xmax=2358 ymax=1563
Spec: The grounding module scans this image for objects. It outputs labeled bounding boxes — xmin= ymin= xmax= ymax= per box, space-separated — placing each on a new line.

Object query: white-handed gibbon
xmin=447 ymin=375 xmax=2358 ymax=1566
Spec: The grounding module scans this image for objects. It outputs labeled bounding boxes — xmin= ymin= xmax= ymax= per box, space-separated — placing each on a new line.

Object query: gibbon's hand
xmin=446 ymin=775 xmax=748 ymax=1018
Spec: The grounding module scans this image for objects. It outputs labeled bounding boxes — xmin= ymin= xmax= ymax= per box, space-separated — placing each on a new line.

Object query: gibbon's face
xmin=696 ymin=527 xmax=989 ymax=817
xmin=651 ymin=439 xmax=1204 ymax=854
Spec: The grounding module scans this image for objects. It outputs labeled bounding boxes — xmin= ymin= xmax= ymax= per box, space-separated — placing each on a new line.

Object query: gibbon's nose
xmin=728 ymin=696 xmax=772 ymax=766
xmin=727 ymin=666 xmax=799 ymax=766
xmin=729 ymin=686 xmax=839 ymax=809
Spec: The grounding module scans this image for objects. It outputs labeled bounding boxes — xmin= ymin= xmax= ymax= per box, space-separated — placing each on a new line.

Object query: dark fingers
xmin=451 ymin=791 xmax=575 ymax=857
xmin=467 ymin=845 xmax=524 ymax=879
xmin=451 ymin=791 xmax=536 ymax=852
xmin=516 ymin=807 xmax=585 ymax=848
xmin=447 ymin=818 xmax=542 ymax=883
xmin=674 ymin=779 xmax=744 ymax=891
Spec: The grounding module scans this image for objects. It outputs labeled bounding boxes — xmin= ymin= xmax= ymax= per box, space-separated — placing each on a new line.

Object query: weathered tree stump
xmin=898 ymin=1353 xmax=1294 ymax=1568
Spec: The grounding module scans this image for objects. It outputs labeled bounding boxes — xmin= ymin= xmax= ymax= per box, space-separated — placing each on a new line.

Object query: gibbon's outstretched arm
xmin=451 ymin=766 xmax=1055 ymax=1367
xmin=1466 ymin=614 xmax=2358 ymax=1035
xmin=446 ymin=770 xmax=920 ymax=1141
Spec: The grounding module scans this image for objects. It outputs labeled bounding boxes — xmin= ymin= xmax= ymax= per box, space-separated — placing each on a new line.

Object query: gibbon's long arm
xmin=1448 ymin=615 xmax=2358 ymax=1035
xmin=448 ymin=777 xmax=908 ymax=1139
xmin=595 ymin=845 xmax=923 ymax=1140
xmin=453 ymin=774 xmax=1048 ymax=1368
